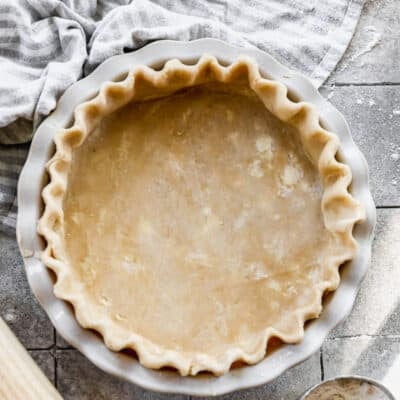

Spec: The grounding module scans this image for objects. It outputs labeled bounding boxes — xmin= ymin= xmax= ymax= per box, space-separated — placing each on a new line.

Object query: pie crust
xmin=38 ymin=55 xmax=365 ymax=376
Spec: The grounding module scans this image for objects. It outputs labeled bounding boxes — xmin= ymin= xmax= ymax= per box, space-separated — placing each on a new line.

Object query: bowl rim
xmin=16 ymin=38 xmax=376 ymax=396
xmin=299 ymin=375 xmax=397 ymax=400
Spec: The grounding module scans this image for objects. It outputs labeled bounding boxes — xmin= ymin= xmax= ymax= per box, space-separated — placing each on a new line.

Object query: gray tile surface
xmin=1 ymin=3 xmax=400 ymax=399
xmin=319 ymin=85 xmax=400 ymax=207
xmin=328 ymin=0 xmax=400 ymax=84
xmin=0 ymin=231 xmax=53 ymax=349
xmin=211 ymin=353 xmax=320 ymax=400
xmin=55 ymin=350 xmax=320 ymax=400
xmin=56 ymin=350 xmax=188 ymax=400
xmin=323 ymin=337 xmax=400 ymax=381
xmin=329 ymin=209 xmax=400 ymax=338
xmin=30 ymin=350 xmax=55 ymax=384
xmin=56 ymin=331 xmax=73 ymax=349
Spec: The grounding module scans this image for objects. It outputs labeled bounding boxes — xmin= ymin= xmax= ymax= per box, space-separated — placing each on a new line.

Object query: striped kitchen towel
xmin=0 ymin=0 xmax=364 ymax=231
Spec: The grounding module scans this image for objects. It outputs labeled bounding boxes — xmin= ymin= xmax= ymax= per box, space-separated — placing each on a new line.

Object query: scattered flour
xmin=122 ymin=256 xmax=142 ymax=272
xmin=350 ymin=25 xmax=381 ymax=62
xmin=186 ymin=251 xmax=210 ymax=267
xmin=390 ymin=153 xmax=399 ymax=161
xmin=248 ymin=159 xmax=264 ymax=178
xmin=282 ymin=164 xmax=303 ymax=186
xmin=246 ymin=262 xmax=268 ymax=281
xmin=255 ymin=135 xmax=274 ymax=161
xmin=202 ymin=207 xmax=212 ymax=216
xmin=326 ymin=84 xmax=335 ymax=100
xmin=234 ymin=210 xmax=248 ymax=231
xmin=4 ymin=310 xmax=16 ymax=323
xmin=279 ymin=153 xmax=304 ymax=197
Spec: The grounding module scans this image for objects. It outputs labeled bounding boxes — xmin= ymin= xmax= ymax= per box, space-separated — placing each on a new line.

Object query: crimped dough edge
xmin=38 ymin=55 xmax=365 ymax=376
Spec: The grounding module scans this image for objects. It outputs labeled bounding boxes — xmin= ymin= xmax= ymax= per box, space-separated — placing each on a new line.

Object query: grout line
xmin=55 ymin=346 xmax=75 ymax=351
xmin=55 ymin=350 xmax=58 ymax=389
xmin=376 ymin=205 xmax=400 ymax=209
xmin=320 ymin=348 xmax=325 ymax=381
xmin=330 ymin=82 xmax=400 ymax=87
xmin=327 ymin=334 xmax=400 ymax=340
xmin=27 ymin=345 xmax=74 ymax=351
xmin=53 ymin=328 xmax=58 ymax=388
xmin=28 ymin=347 xmax=55 ymax=352
xmin=55 ymin=339 xmax=74 ymax=349
xmin=27 ymin=345 xmax=55 ymax=351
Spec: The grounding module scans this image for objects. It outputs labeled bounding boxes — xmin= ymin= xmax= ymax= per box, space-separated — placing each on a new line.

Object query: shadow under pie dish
xmin=38 ymin=55 xmax=365 ymax=377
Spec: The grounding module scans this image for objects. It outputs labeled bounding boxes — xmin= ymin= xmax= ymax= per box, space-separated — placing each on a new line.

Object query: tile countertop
xmin=0 ymin=0 xmax=399 ymax=398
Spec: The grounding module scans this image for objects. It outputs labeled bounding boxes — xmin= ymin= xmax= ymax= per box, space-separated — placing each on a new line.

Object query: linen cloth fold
xmin=0 ymin=0 xmax=363 ymax=231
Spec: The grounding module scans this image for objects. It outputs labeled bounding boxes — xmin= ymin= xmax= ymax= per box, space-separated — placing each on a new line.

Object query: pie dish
xmin=37 ymin=54 xmax=365 ymax=376
xmin=18 ymin=40 xmax=375 ymax=394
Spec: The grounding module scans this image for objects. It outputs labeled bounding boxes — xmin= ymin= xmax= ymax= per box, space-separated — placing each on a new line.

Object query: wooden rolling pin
xmin=0 ymin=317 xmax=62 ymax=399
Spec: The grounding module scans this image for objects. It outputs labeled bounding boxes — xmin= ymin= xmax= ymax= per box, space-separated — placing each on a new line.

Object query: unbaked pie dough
xmin=38 ymin=56 xmax=365 ymax=376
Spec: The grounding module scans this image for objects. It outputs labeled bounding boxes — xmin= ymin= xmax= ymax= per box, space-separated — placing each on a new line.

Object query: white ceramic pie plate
xmin=17 ymin=39 xmax=376 ymax=396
